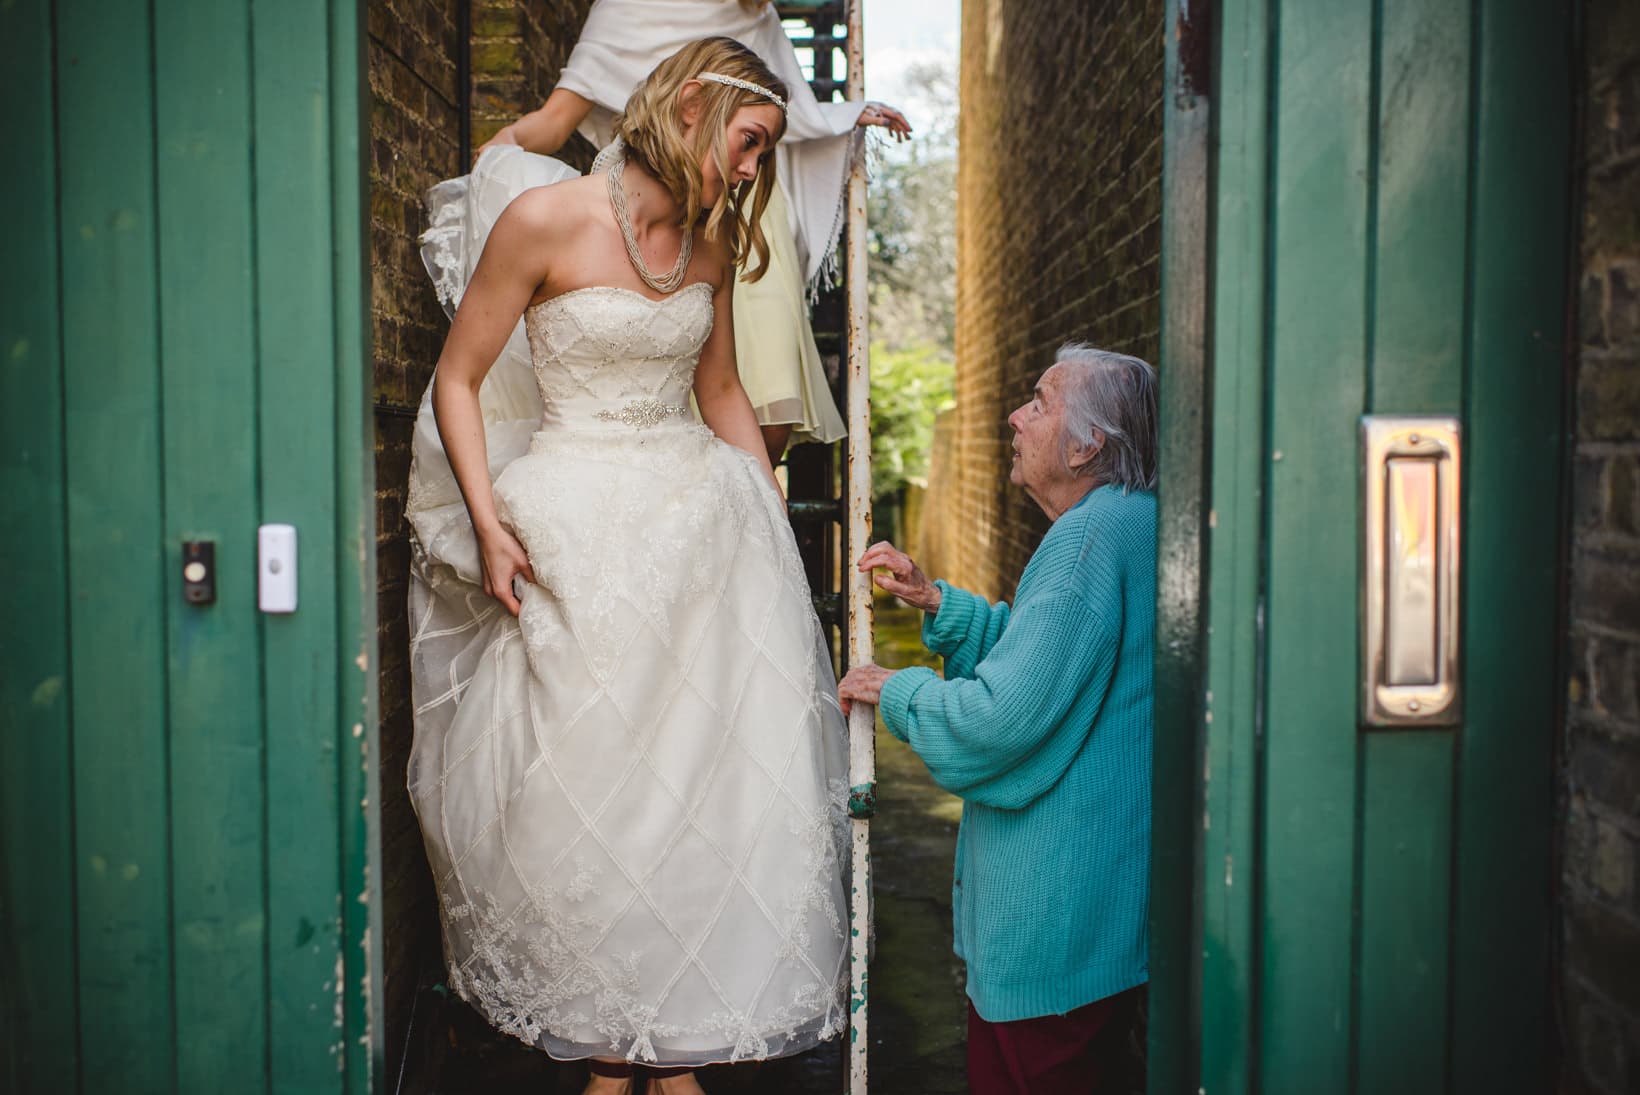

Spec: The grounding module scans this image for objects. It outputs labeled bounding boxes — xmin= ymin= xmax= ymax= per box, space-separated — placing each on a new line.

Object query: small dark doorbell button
xmin=182 ymin=540 xmax=216 ymax=605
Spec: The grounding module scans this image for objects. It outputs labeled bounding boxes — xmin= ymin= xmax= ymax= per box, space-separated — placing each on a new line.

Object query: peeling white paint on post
xmin=844 ymin=2 xmax=875 ymax=1092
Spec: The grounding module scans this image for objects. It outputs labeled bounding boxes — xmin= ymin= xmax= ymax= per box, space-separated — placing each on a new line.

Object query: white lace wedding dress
xmin=405 ymin=148 xmax=850 ymax=1065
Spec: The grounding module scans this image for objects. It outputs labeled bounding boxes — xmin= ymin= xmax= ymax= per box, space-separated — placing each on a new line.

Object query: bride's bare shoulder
xmin=497 ymin=174 xmax=604 ymax=240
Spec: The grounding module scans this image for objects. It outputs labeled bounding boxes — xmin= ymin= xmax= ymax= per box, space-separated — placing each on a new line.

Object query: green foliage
xmin=870 ymin=341 xmax=955 ymax=499
xmin=865 ymin=60 xmax=958 ymax=502
xmin=867 ymin=62 xmax=958 ymax=359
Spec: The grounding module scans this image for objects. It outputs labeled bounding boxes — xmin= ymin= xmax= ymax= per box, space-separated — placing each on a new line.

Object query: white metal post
xmin=843 ymin=2 xmax=874 ymax=1093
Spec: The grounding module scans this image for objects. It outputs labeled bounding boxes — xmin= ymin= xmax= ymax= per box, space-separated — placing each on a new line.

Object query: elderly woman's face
xmin=1007 ymin=364 xmax=1074 ymax=504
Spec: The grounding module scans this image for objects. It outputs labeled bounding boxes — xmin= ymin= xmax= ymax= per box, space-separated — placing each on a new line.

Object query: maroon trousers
xmin=966 ymin=990 xmax=1134 ymax=1095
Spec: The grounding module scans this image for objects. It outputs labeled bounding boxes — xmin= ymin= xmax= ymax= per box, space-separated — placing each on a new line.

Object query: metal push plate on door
xmin=1361 ymin=415 xmax=1461 ymax=727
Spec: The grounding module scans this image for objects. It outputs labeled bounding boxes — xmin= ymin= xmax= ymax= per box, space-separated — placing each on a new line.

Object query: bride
xmin=404 ymin=37 xmax=849 ymax=1094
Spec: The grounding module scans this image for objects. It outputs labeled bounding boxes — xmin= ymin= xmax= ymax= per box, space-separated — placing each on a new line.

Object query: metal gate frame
xmin=841 ymin=3 xmax=877 ymax=1091
xmin=771 ymin=2 xmax=877 ymax=1087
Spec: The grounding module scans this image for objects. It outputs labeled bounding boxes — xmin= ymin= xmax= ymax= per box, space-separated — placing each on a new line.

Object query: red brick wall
xmin=471 ymin=0 xmax=599 ymax=164
xmin=1562 ymin=2 xmax=1640 ymax=1090
xmin=927 ymin=0 xmax=1164 ymax=601
xmin=367 ymin=0 xmax=464 ymax=1068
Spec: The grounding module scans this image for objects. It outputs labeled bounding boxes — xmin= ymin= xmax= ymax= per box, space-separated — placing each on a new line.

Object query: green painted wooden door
xmin=0 ymin=1 xmax=380 ymax=1092
xmin=1177 ymin=0 xmax=1572 ymax=1091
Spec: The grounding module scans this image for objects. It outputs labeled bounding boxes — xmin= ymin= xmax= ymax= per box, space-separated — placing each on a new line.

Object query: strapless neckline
xmin=530 ymin=281 xmax=714 ymax=318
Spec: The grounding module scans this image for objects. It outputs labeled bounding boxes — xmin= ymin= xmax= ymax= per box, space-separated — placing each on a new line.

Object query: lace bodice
xmin=522 ymin=283 xmax=715 ymax=433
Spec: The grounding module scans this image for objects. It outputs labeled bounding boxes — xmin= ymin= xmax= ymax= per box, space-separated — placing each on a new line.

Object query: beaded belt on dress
xmin=592 ymin=398 xmax=690 ymax=429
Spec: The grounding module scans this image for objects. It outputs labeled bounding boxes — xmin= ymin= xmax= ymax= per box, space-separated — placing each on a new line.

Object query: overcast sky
xmin=862 ymin=0 xmax=959 ymax=150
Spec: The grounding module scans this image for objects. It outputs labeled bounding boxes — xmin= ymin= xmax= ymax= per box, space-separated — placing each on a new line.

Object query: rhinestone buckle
xmin=594 ymin=399 xmax=688 ymax=429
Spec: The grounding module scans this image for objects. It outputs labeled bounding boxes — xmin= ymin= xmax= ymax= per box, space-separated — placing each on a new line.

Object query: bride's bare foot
xmin=647 ymin=1072 xmax=705 ymax=1095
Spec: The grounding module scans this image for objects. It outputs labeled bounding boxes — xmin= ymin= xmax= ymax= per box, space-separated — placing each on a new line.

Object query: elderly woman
xmin=838 ymin=344 xmax=1158 ymax=1095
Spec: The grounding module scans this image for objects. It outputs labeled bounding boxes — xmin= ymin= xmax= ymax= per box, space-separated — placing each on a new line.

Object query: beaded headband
xmin=698 ymin=71 xmax=788 ymax=113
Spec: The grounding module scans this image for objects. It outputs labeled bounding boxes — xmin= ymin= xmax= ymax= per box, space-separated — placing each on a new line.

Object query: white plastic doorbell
xmin=258 ymin=523 xmax=298 ymax=614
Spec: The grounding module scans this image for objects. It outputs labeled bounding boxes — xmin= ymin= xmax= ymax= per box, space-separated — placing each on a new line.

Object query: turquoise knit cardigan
xmin=878 ymin=484 xmax=1155 ymax=1022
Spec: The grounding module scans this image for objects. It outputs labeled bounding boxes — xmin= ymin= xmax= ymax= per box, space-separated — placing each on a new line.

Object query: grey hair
xmin=1052 ymin=342 xmax=1159 ymax=492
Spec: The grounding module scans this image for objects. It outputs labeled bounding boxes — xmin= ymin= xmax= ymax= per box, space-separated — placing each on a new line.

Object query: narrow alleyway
xmin=412 ymin=596 xmax=967 ymax=1095
xmin=858 ymin=595 xmax=969 ymax=1095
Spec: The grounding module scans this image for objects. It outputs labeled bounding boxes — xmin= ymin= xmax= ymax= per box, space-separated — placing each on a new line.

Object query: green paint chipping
xmin=848 ymin=782 xmax=877 ymax=819
xmin=31 ymin=675 xmax=63 ymax=707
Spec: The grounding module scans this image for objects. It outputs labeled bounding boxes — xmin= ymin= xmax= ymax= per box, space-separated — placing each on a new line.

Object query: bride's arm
xmin=693 ymin=258 xmax=784 ymax=505
xmin=431 ymin=190 xmax=559 ymax=614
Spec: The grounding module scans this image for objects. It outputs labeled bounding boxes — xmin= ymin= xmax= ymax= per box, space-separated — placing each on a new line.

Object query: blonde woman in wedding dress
xmin=405 ymin=38 xmax=849 ymax=1095
xmin=480 ymin=0 xmax=911 ymax=465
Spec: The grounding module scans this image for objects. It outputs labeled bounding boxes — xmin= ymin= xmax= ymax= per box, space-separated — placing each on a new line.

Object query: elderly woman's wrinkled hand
xmin=858 ymin=541 xmax=943 ymax=613
xmin=838 ymin=663 xmax=897 ymax=716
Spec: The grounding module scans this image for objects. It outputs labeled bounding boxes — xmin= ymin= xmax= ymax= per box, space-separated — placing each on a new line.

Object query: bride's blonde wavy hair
xmin=613 ymin=37 xmax=788 ymax=280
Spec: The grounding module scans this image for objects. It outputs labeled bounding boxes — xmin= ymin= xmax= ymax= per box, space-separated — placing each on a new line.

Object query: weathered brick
xmin=369 ymin=0 xmax=461 ymax=1075
xmin=1591 ymin=635 xmax=1640 ymax=724
xmin=1565 ymin=979 xmax=1632 ymax=1094
xmin=1588 ymin=0 xmax=1640 ymax=90
xmin=1608 ymin=262 xmax=1640 ymax=347
xmin=1571 ymin=549 xmax=1640 ymax=634
xmin=925 ymin=0 xmax=1162 ymax=598
xmin=1581 ymin=270 xmax=1606 ymax=348
xmin=1579 ymin=356 xmax=1640 ymax=443
xmin=1566 ymin=6 xmax=1640 ymax=1090
xmin=1568 ymin=791 xmax=1599 ymax=890
xmin=470 ymin=37 xmax=521 ymax=74
xmin=1566 ymin=895 xmax=1640 ymax=1014
xmin=1611 ymin=454 xmax=1640 ymax=536
xmin=1615 ymin=58 xmax=1640 ymax=158
xmin=1586 ymin=158 xmax=1640 ymax=256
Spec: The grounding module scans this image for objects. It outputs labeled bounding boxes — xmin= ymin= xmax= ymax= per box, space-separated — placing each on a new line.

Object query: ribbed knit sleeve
xmin=891 ymin=586 xmax=1121 ymax=810
xmin=921 ymin=580 xmax=1011 ymax=679
xmin=879 ymin=666 xmax=933 ymax=744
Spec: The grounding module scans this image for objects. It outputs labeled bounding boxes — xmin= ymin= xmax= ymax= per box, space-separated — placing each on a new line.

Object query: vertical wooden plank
xmin=254 ymin=0 xmax=348 ymax=1074
xmin=330 ymin=0 xmax=386 ymax=1086
xmin=252 ymin=0 xmax=348 ymax=1089
xmin=152 ymin=0 xmax=271 ymax=1087
xmin=1151 ymin=0 xmax=1213 ymax=1090
xmin=1355 ymin=733 xmax=1455 ymax=1094
xmin=0 ymin=0 xmax=79 ymax=1088
xmin=844 ymin=3 xmax=876 ymax=1091
xmin=1450 ymin=0 xmax=1570 ymax=1087
xmin=1353 ymin=2 xmax=1470 ymax=1088
xmin=1370 ymin=0 xmax=1469 ymax=411
xmin=1199 ymin=0 xmax=1272 ymax=1091
xmin=1259 ymin=1 xmax=1372 ymax=1090
xmin=55 ymin=1 xmax=177 ymax=1089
